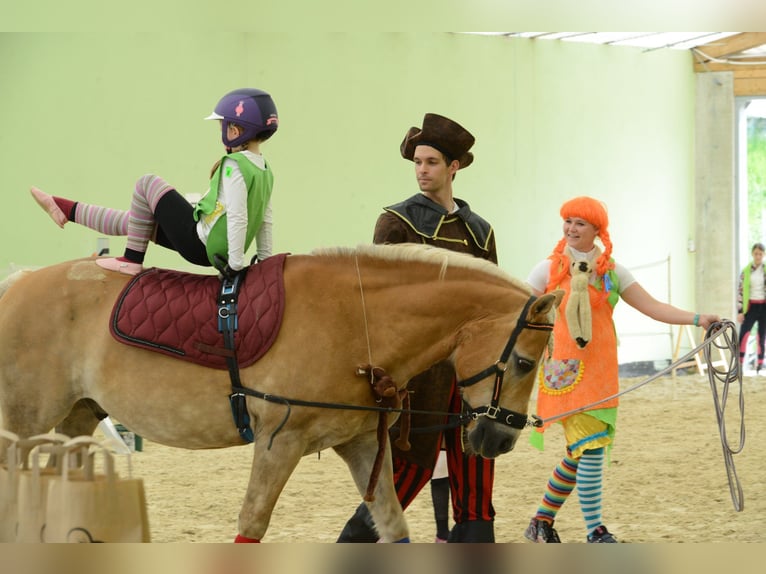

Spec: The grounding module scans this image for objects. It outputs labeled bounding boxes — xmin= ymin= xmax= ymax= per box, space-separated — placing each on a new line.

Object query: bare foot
xmin=30 ymin=187 xmax=67 ymax=229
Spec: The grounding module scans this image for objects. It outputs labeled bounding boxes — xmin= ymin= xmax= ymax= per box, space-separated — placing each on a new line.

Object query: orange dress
xmin=532 ymin=264 xmax=619 ymax=455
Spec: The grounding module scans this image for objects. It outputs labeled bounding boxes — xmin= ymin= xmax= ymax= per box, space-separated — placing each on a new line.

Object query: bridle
xmin=456 ymin=295 xmax=553 ymax=429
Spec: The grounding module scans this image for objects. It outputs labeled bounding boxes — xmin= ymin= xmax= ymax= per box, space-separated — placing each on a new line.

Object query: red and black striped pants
xmin=393 ymin=382 xmax=495 ymax=523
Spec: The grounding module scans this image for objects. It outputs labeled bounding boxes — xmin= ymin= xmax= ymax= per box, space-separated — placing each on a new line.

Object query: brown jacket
xmin=373 ymin=194 xmax=497 ymax=263
xmin=375 ymin=193 xmax=498 ymax=466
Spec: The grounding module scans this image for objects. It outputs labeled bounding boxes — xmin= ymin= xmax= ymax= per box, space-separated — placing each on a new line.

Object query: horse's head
xmin=453 ymin=290 xmax=564 ymax=458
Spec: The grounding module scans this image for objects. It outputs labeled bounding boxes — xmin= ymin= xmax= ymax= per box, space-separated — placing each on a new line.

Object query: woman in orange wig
xmin=523 ymin=196 xmax=719 ymax=543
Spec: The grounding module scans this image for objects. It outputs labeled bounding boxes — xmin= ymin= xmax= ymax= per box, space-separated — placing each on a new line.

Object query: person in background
xmin=524 ymin=196 xmax=720 ymax=543
xmin=30 ymin=88 xmax=278 ymax=277
xmin=337 ymin=113 xmax=499 ymax=543
xmin=737 ymin=242 xmax=766 ymax=374
xmin=430 ymin=449 xmax=450 ymax=543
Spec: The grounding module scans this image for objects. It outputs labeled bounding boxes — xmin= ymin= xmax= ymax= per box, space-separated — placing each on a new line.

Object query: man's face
xmin=413 ymin=145 xmax=457 ymax=192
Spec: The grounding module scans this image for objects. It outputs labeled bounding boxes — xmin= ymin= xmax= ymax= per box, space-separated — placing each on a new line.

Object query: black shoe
xmin=448 ymin=520 xmax=495 ymax=543
xmin=524 ymin=517 xmax=561 ymax=543
xmin=587 ymin=525 xmax=618 ymax=543
xmin=336 ymin=502 xmax=379 ymax=543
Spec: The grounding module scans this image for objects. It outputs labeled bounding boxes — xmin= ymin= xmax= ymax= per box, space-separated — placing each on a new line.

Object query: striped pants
xmin=394 ymin=383 xmax=495 ymax=523
xmin=337 ymin=381 xmax=495 ymax=542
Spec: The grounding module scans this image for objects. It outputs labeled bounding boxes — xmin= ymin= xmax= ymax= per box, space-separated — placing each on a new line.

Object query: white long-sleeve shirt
xmin=196 ymin=150 xmax=273 ymax=270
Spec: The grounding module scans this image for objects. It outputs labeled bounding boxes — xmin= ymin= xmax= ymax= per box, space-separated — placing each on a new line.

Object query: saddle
xmin=109 ymin=254 xmax=288 ymax=369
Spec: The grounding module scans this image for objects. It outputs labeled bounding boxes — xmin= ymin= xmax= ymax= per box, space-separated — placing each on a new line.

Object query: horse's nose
xmin=470 ymin=420 xmax=519 ymax=457
xmin=498 ymin=434 xmax=516 ymax=454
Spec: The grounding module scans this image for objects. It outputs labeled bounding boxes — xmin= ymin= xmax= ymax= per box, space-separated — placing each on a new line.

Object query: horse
xmin=0 ymin=244 xmax=562 ymax=542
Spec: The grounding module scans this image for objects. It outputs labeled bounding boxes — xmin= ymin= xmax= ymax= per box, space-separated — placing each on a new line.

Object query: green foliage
xmin=748 ymin=117 xmax=766 ymax=247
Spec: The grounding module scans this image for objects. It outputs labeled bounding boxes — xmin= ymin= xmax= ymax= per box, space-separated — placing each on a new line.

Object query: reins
xmin=235 ymin=387 xmax=470 ymax=445
xmin=239 ymin=293 xmax=553 ymax=448
xmin=533 ymin=320 xmax=745 ymax=512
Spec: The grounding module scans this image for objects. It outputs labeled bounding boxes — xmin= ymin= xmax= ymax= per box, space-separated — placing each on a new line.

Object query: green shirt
xmin=193 ymin=152 xmax=274 ymax=267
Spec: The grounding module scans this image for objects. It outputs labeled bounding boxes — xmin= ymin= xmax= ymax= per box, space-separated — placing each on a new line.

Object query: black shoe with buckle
xmin=524 ymin=517 xmax=561 ymax=543
xmin=587 ymin=525 xmax=618 ymax=543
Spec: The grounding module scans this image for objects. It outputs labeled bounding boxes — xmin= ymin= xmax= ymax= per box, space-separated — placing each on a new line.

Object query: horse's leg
xmin=334 ymin=432 xmax=409 ymax=543
xmin=0 ymin=397 xmax=101 ymax=466
xmin=46 ymin=399 xmax=107 ymax=468
xmin=236 ymin=437 xmax=306 ymax=542
xmin=56 ymin=399 xmax=106 ymax=438
xmin=0 ymin=377 xmax=76 ymax=445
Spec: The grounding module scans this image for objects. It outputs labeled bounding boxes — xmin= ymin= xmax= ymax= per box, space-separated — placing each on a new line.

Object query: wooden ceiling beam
xmin=693 ymin=58 xmax=766 ymax=96
xmin=735 ymin=77 xmax=766 ymax=97
xmin=693 ymin=33 xmax=766 ymax=94
xmin=694 ymin=61 xmax=766 ymax=74
xmin=694 ymin=32 xmax=766 ymax=61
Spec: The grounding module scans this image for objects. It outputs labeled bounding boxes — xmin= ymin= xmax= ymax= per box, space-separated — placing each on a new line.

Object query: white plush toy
xmin=566 ymin=259 xmax=593 ymax=348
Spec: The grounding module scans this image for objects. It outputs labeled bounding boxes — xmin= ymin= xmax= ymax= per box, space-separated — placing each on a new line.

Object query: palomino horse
xmin=0 ymin=244 xmax=562 ymax=542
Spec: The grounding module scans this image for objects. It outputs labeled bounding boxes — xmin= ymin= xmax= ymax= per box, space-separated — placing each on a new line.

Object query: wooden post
xmin=671 ymin=325 xmax=729 ymax=380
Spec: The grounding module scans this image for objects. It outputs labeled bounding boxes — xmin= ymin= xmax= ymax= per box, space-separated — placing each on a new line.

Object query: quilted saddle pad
xmin=109 ymin=253 xmax=288 ymax=369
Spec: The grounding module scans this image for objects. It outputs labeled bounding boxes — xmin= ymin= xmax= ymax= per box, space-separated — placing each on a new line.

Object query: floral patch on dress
xmin=539 ymin=359 xmax=584 ymax=395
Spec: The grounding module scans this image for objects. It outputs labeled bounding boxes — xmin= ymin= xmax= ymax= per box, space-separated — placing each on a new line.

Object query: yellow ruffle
xmin=562 ymin=413 xmax=612 ymax=458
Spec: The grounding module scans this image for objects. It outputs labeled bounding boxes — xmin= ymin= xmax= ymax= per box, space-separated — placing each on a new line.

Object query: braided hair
xmin=547 ymin=196 xmax=615 ymax=292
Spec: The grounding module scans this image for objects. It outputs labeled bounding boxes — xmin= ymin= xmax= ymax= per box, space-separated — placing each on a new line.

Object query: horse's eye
xmin=515 ymin=357 xmax=535 ymax=373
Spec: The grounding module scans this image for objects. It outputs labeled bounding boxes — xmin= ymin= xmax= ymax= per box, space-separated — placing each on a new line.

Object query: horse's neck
xmin=364 ymin=271 xmax=513 ymax=380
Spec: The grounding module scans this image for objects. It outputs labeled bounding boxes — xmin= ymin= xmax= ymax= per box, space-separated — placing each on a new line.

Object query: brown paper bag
xmin=14 ymin=433 xmax=71 ymax=542
xmin=45 ymin=436 xmax=151 ymax=543
xmin=0 ymin=429 xmax=21 ymax=542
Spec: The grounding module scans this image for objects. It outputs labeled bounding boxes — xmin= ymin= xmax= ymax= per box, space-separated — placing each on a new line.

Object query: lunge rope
xmin=702 ymin=320 xmax=745 ymax=511
xmin=534 ymin=320 xmax=745 ymax=511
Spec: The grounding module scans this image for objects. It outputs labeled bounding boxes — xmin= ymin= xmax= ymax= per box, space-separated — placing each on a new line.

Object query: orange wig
xmin=547 ymin=196 xmax=615 ymax=291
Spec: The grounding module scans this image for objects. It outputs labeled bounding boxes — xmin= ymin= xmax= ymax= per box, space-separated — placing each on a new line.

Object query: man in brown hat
xmin=337 ymin=113 xmax=498 ymax=543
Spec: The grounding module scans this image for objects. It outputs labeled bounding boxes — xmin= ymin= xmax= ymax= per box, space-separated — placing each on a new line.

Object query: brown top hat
xmin=400 ymin=113 xmax=475 ymax=169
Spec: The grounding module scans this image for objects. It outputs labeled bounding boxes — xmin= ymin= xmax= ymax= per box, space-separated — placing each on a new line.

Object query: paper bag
xmin=15 ymin=433 xmax=71 ymax=542
xmin=45 ymin=436 xmax=151 ymax=543
xmin=0 ymin=429 xmax=20 ymax=542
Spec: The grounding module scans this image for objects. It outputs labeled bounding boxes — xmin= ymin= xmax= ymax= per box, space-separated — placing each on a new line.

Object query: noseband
xmin=456 ymin=295 xmax=553 ymax=429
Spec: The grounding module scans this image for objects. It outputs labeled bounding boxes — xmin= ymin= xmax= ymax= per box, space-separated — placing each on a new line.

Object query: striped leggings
xmin=534 ymin=447 xmax=606 ymax=534
xmin=71 ymin=174 xmax=209 ymax=266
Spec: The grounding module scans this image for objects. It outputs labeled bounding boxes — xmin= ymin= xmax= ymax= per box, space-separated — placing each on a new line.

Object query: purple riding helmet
xmin=205 ymin=88 xmax=279 ymax=148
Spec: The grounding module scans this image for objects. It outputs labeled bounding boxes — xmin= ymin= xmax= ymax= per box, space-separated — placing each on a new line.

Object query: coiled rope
xmin=535 ymin=320 xmax=745 ymax=511
xmin=702 ymin=320 xmax=745 ymax=511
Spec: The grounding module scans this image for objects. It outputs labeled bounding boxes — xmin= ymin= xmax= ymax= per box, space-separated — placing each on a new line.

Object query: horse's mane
xmin=0 ymin=269 xmax=32 ymax=300
xmin=310 ymin=244 xmax=531 ymax=293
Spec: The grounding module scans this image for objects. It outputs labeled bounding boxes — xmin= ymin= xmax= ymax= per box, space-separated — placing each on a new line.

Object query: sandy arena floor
xmin=122 ymin=373 xmax=758 ymax=543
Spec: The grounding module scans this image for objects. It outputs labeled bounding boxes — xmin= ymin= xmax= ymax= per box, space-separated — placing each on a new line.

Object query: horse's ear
xmin=549 ymin=289 xmax=565 ymax=308
xmin=528 ymin=290 xmax=564 ymax=321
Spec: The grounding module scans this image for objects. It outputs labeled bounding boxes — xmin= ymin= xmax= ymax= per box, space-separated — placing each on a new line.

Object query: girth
xmin=216 ymin=269 xmax=254 ymax=443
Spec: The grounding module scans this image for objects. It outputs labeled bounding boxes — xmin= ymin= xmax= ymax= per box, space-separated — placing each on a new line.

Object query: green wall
xmin=1 ymin=33 xmax=696 ymax=360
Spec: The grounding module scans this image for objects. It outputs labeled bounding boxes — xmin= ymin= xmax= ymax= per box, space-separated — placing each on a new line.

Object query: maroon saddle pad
xmin=109 ymin=253 xmax=288 ymax=369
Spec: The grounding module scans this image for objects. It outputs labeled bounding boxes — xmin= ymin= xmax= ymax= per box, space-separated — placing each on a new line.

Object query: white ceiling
xmin=468 ymin=32 xmax=766 ymax=57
